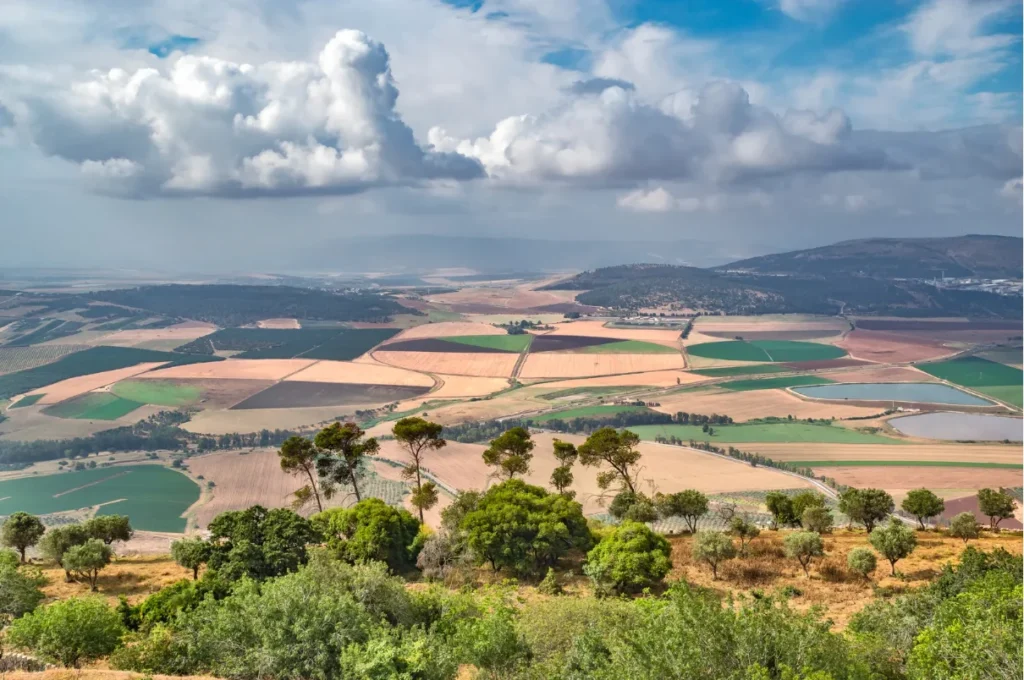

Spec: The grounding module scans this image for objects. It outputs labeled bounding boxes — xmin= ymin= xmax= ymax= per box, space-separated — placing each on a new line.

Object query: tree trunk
xmin=193 ymin=566 xmax=200 ymax=580
xmin=304 ymin=466 xmax=323 ymax=512
xmin=18 ymin=547 xmax=25 ymax=563
xmin=350 ymin=471 xmax=362 ymax=502
xmin=890 ymin=560 xmax=896 ymax=576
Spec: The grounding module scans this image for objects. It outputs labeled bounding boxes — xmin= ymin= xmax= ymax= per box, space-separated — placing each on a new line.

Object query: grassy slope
xmin=720 ymin=375 xmax=835 ymax=391
xmin=531 ymin=404 xmax=653 ymax=423
xmin=577 ymin=340 xmax=679 ymax=354
xmin=630 ymin=422 xmax=899 ymax=444
xmin=445 ymin=334 xmax=533 ymax=352
xmin=111 ymin=380 xmax=202 ymax=407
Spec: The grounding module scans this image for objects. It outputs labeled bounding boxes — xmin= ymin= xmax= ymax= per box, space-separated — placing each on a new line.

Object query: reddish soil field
xmin=939 ymin=494 xmax=1023 ymax=530
xmin=838 ymin=330 xmax=954 ymax=363
xmin=529 ymin=335 xmax=615 ymax=352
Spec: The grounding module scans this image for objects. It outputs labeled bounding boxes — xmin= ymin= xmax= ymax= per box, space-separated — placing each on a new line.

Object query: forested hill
xmin=720 ymin=235 xmax=1023 ymax=279
xmin=543 ymin=263 xmax=1022 ymax=318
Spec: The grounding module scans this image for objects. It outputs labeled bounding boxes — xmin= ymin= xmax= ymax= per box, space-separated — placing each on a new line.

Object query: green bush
xmin=7 ymin=596 xmax=124 ymax=667
xmin=869 ymin=519 xmax=917 ymax=576
xmin=847 ymin=547 xmax=877 ymax=581
xmin=313 ymin=498 xmax=421 ymax=573
xmin=690 ymin=530 xmax=737 ymax=580
xmin=585 ymin=521 xmax=672 ymax=593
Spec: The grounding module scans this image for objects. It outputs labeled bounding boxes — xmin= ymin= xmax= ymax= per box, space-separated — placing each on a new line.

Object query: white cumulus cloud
xmin=3 ymin=30 xmax=483 ymax=197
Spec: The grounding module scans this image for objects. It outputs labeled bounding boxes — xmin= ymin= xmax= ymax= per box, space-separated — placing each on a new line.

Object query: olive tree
xmin=784 ymin=531 xmax=824 ymax=577
xmin=39 ymin=524 xmax=89 ymax=582
xmin=656 ymin=490 xmax=709 ymax=533
xmin=0 ymin=512 xmax=45 ymax=563
xmin=84 ymin=515 xmax=133 ymax=545
xmin=802 ymin=506 xmax=834 ymax=534
xmin=838 ymin=488 xmax=894 ymax=532
xmin=63 ymin=539 xmax=113 ymax=591
xmin=949 ymin=511 xmax=981 ymax=543
xmin=691 ymin=530 xmax=737 ymax=580
xmin=847 ymin=547 xmax=877 ymax=581
xmin=900 ymin=489 xmax=945 ymax=530
xmin=977 ymin=488 xmax=1017 ymax=530
xmin=171 ymin=537 xmax=212 ymax=580
xmin=765 ymin=492 xmax=796 ymax=529
xmin=728 ymin=515 xmax=760 ymax=556
xmin=868 ymin=518 xmax=917 ymax=575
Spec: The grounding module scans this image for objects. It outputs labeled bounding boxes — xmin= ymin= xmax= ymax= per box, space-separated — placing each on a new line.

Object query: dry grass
xmin=181 ymin=406 xmax=365 ymax=435
xmin=519 ymin=353 xmax=685 ymax=378
xmin=141 ymin=359 xmax=316 ymax=381
xmin=653 ymin=388 xmax=879 ymax=422
xmin=28 ymin=363 xmax=167 ymax=404
xmin=384 ymin=321 xmax=506 ymax=340
xmin=429 ymin=375 xmax=511 ymax=398
xmin=815 ymin=466 xmax=1023 ymax=493
xmin=37 ymin=555 xmax=193 ymax=605
xmin=4 ymin=671 xmax=215 ymax=680
xmin=283 ymin=360 xmax=436 ymax=387
xmin=667 ymin=530 xmax=1023 ymax=629
xmin=373 ymin=351 xmax=518 ymax=377
xmin=426 ymin=284 xmax=578 ymax=311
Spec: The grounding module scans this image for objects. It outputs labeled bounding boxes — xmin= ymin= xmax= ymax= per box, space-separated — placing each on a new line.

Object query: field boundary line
xmin=53 ymin=470 xmax=131 ymax=498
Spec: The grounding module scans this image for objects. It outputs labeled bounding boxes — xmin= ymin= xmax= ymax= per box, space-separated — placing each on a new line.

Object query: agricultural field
xmin=976 ymin=346 xmax=1023 ymax=368
xmin=691 ymin=364 xmax=788 ymax=378
xmin=0 ymin=465 xmax=200 ymax=532
xmin=373 ymin=350 xmax=519 ymax=377
xmin=629 ymin=422 xmax=901 ymax=444
xmin=808 ymin=466 xmax=1023 ymax=510
xmin=719 ymin=375 xmax=835 ymax=391
xmin=178 ymin=327 xmax=399 ymax=360
xmin=384 ymin=321 xmax=506 ymax=340
xmin=543 ymin=320 xmax=682 ymax=347
xmin=25 ymin=362 xmax=169 ymax=405
xmin=737 ymin=442 xmax=1021 ymax=466
xmin=537 ymin=385 xmax=645 ymax=401
xmin=9 ymin=393 xmax=44 ymax=408
xmin=110 ymin=380 xmax=203 ymax=407
xmin=567 ymin=339 xmax=679 ymax=354
xmin=918 ymin=355 xmax=1024 ymax=408
xmin=444 ymin=334 xmax=533 ymax=352
xmin=838 ymin=330 xmax=953 ymax=363
xmin=0 ymin=344 xmax=86 ymax=375
xmin=140 ymin=358 xmax=315 ymax=381
xmin=231 ymin=381 xmax=432 ymax=409
xmin=519 ymin=353 xmax=685 ymax=378
xmin=0 ymin=346 xmax=220 ymax=399
xmin=44 ymin=392 xmax=144 ymax=420
xmin=530 ymin=404 xmax=654 ymax=423
xmin=651 ymin=388 xmax=881 ymax=422
xmin=687 ymin=340 xmax=847 ymax=363
xmin=382 ymin=336 xmax=528 ymax=353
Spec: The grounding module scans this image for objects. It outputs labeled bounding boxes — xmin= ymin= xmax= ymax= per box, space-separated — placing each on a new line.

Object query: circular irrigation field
xmin=687 ymin=340 xmax=847 ymax=363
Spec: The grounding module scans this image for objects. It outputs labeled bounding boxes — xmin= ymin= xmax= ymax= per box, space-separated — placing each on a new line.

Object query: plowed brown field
xmin=814 ymin=466 xmax=1023 ymax=496
xmin=838 ymin=330 xmax=954 ymax=363
xmin=742 ymin=442 xmax=1021 ymax=465
xmin=84 ymin=321 xmax=217 ymax=347
xmin=823 ymin=366 xmax=936 ymax=383
xmin=429 ymin=375 xmax=511 ymax=398
xmin=256 ymin=318 xmax=300 ymax=329
xmin=373 ymin=351 xmax=518 ymax=377
xmin=283 ymin=360 xmax=435 ymax=386
xmin=140 ymin=359 xmax=316 ymax=381
xmin=519 ymin=353 xmax=685 ymax=378
xmin=653 ymin=388 xmax=879 ymax=422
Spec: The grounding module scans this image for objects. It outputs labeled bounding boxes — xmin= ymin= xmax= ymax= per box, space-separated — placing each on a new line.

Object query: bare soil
xmin=373 ymin=351 xmax=518 ymax=377
xmin=519 ymin=353 xmax=685 ymax=378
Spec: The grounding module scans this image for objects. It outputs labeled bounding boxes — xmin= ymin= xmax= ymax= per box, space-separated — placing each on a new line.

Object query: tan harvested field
xmin=519 ymin=352 xmax=685 ymax=378
xmin=384 ymin=321 xmax=506 ymax=340
xmin=187 ymin=449 xmax=334 ymax=526
xmin=538 ymin=369 xmax=708 ymax=389
xmin=141 ymin=358 xmax=316 ymax=381
xmin=256 ymin=317 xmax=300 ymax=329
xmin=408 ymin=392 xmax=545 ymax=425
xmin=545 ymin=320 xmax=683 ymax=347
xmin=825 ymin=365 xmax=938 ymax=383
xmin=815 ymin=466 xmax=1023 ymax=494
xmin=838 ymin=330 xmax=954 ymax=363
xmin=376 ymin=433 xmax=814 ymax=516
xmin=652 ymin=388 xmax=880 ymax=422
xmin=0 ymin=404 xmax=162 ymax=441
xmin=427 ymin=284 xmax=580 ymax=311
xmin=695 ymin=317 xmax=848 ymax=333
xmin=740 ymin=442 xmax=1022 ymax=465
xmin=373 ymin=350 xmax=518 ymax=377
xmin=283 ymin=360 xmax=436 ymax=387
xmin=429 ymin=374 xmax=511 ymax=398
xmin=182 ymin=406 xmax=369 ymax=435
xmin=87 ymin=321 xmax=217 ymax=347
xmin=26 ymin=362 xmax=168 ymax=403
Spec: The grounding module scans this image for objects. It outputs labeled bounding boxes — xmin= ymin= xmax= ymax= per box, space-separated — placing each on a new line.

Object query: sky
xmin=0 ymin=0 xmax=1021 ymax=271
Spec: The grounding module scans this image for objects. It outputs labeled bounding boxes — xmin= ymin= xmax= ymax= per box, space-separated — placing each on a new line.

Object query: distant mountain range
xmin=544 ymin=235 xmax=1022 ymax=318
xmin=721 ymin=235 xmax=1022 ymax=280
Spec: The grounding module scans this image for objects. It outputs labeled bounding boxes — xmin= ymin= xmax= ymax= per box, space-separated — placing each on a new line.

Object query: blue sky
xmin=0 ymin=0 xmax=1020 ymax=270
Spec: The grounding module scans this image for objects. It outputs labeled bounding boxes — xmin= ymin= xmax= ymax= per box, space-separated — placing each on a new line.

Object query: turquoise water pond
xmin=792 ymin=383 xmax=992 ymax=406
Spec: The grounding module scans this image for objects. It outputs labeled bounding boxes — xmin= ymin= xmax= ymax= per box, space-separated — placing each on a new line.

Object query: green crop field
xmin=630 ymin=422 xmax=898 ymax=444
xmin=532 ymin=404 xmax=653 ymax=423
xmin=0 ymin=465 xmax=200 ymax=532
xmin=687 ymin=340 xmax=847 ymax=363
xmin=792 ymin=460 xmax=1020 ymax=469
xmin=538 ymin=386 xmax=644 ymax=401
xmin=578 ymin=340 xmax=679 ymax=354
xmin=10 ymin=394 xmax=44 ymax=408
xmin=299 ymin=328 xmax=401 ymax=360
xmin=45 ymin=393 xmax=144 ymax=420
xmin=0 ymin=345 xmax=87 ymax=376
xmin=446 ymin=335 xmax=533 ymax=352
xmin=691 ymin=365 xmax=788 ymax=378
xmin=186 ymin=328 xmax=399 ymax=360
xmin=111 ymin=380 xmax=202 ymax=407
xmin=0 ymin=346 xmax=221 ymax=400
xmin=919 ymin=356 xmax=1023 ymax=408
xmin=720 ymin=375 xmax=835 ymax=391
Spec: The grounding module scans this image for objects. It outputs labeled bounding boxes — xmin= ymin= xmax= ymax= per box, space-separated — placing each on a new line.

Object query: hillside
xmin=721 ymin=235 xmax=1023 ymax=279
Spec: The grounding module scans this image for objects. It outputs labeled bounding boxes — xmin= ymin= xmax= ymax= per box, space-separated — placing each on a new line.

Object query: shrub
xmin=690 ymin=530 xmax=737 ymax=580
xmin=847 ymin=547 xmax=877 ymax=581
xmin=416 ymin=531 xmax=470 ymax=585
xmin=7 ymin=597 xmax=124 ymax=667
xmin=312 ymin=498 xmax=421 ymax=573
xmin=728 ymin=515 xmax=760 ymax=555
xmin=802 ymin=506 xmax=834 ymax=534
xmin=585 ymin=521 xmax=672 ymax=594
xmin=949 ymin=512 xmax=981 ymax=543
xmin=206 ymin=505 xmax=318 ymax=581
xmin=783 ymin=531 xmax=824 ymax=577
xmin=869 ymin=519 xmax=917 ymax=576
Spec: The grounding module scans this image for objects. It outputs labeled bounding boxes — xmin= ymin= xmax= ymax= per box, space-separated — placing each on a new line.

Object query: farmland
xmin=530 ymin=404 xmax=654 ymax=423
xmin=110 ymin=380 xmax=203 ymax=407
xmin=9 ymin=393 xmax=44 ymax=408
xmin=0 ymin=344 xmax=86 ymax=375
xmin=687 ymin=340 xmax=847 ymax=363
xmin=537 ymin=385 xmax=644 ymax=401
xmin=0 ymin=346 xmax=220 ymax=399
xmin=691 ymin=364 xmax=788 ymax=378
xmin=918 ymin=355 xmax=1024 ymax=407
xmin=519 ymin=352 xmax=685 ymax=378
xmin=177 ymin=327 xmax=399 ymax=360
xmin=576 ymin=339 xmax=679 ymax=354
xmin=231 ymin=381 xmax=432 ymax=409
xmin=629 ymin=422 xmax=900 ymax=444
xmin=720 ymin=375 xmax=835 ymax=391
xmin=651 ymin=388 xmax=880 ymax=422
xmin=0 ymin=465 xmax=199 ymax=532
xmin=444 ymin=334 xmax=533 ymax=352
xmin=44 ymin=393 xmax=144 ymax=420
